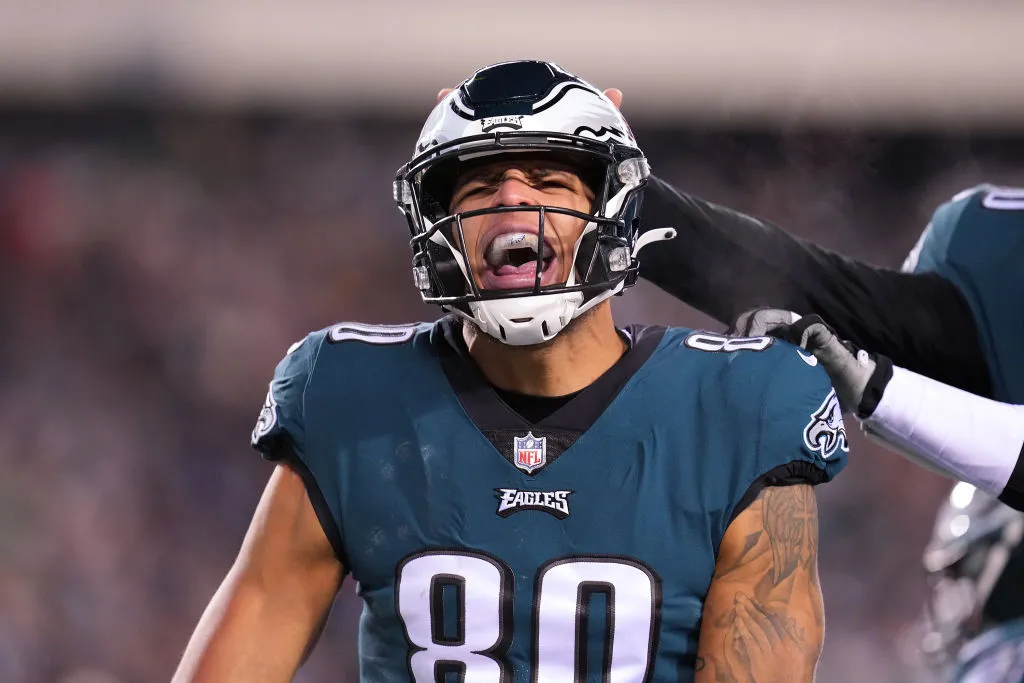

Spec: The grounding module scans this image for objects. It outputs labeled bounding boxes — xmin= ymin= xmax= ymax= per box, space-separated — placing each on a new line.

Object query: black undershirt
xmin=492 ymin=386 xmax=583 ymax=424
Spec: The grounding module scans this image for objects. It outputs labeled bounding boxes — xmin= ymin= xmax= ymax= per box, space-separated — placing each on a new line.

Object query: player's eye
xmin=453 ymin=182 xmax=492 ymax=204
xmin=535 ymin=175 xmax=574 ymax=191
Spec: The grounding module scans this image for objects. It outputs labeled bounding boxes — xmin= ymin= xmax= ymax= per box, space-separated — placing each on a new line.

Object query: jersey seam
xmin=300 ymin=331 xmax=328 ymax=426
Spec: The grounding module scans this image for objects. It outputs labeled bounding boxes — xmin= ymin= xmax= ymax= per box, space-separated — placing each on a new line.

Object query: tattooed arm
xmin=695 ymin=484 xmax=823 ymax=683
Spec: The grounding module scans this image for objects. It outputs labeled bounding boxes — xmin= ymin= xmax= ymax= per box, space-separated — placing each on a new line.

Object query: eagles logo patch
xmin=251 ymin=386 xmax=279 ymax=446
xmin=803 ymin=390 xmax=848 ymax=459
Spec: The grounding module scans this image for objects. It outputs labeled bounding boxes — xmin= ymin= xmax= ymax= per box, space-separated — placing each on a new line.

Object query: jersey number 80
xmin=396 ymin=550 xmax=662 ymax=683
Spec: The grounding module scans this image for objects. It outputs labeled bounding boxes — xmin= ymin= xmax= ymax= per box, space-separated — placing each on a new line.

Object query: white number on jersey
xmin=328 ymin=321 xmax=419 ymax=345
xmin=396 ymin=551 xmax=513 ymax=683
xmin=684 ymin=331 xmax=774 ymax=353
xmin=396 ymin=551 xmax=660 ymax=683
xmin=982 ymin=187 xmax=1024 ymax=211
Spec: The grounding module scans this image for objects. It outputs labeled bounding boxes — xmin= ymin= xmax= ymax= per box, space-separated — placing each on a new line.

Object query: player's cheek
xmin=559 ymin=217 xmax=587 ymax=281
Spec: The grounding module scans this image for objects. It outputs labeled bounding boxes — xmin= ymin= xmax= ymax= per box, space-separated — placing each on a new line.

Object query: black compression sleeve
xmin=999 ymin=441 xmax=1024 ymax=512
xmin=638 ymin=175 xmax=994 ymax=398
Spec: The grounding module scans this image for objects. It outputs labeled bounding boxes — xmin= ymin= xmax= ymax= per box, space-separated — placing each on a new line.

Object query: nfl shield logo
xmin=513 ymin=432 xmax=547 ymax=474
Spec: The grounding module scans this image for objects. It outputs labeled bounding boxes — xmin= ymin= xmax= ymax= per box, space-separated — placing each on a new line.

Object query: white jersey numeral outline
xmin=396 ymin=551 xmax=661 ymax=683
xmin=982 ymin=187 xmax=1024 ymax=211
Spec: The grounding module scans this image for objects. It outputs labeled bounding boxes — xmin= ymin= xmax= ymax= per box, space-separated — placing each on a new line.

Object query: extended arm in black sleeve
xmin=638 ymin=175 xmax=994 ymax=398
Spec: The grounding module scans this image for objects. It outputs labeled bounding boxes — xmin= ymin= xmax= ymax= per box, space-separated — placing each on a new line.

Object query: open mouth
xmin=480 ymin=231 xmax=558 ymax=290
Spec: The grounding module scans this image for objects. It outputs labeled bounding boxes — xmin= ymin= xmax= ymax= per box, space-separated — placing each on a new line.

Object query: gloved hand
xmin=731 ymin=307 xmax=893 ymax=416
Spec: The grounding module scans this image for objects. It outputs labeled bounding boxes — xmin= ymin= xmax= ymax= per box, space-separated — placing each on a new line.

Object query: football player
xmin=732 ymin=309 xmax=1024 ymax=511
xmin=172 ymin=61 xmax=847 ymax=683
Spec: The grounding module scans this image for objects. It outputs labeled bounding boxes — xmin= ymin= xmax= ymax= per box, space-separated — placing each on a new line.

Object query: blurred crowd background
xmin=2 ymin=2 xmax=1024 ymax=682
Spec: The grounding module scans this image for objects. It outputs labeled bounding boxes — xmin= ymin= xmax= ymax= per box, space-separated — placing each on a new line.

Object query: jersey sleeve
xmin=251 ymin=334 xmax=321 ymax=461
xmin=250 ymin=330 xmax=348 ymax=563
xmin=716 ymin=340 xmax=849 ymax=526
xmin=758 ymin=345 xmax=849 ymax=482
xmin=901 ymin=184 xmax=983 ymax=276
xmin=639 ymin=175 xmax=993 ymax=398
xmin=902 ymin=184 xmax=1024 ymax=403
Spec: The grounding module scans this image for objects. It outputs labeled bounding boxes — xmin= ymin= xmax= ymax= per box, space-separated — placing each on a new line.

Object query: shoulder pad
xmin=251 ymin=321 xmax=428 ymax=459
xmin=676 ymin=329 xmax=849 ymax=474
xmin=903 ymin=183 xmax=1012 ymax=274
xmin=728 ymin=337 xmax=849 ymax=473
xmin=251 ymin=329 xmax=328 ymax=458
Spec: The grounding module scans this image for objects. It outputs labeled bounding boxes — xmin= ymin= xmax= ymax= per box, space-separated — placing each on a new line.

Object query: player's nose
xmin=493 ymin=172 xmax=538 ymax=208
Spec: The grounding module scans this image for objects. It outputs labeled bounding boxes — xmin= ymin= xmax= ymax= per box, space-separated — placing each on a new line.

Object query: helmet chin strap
xmin=455 ymin=291 xmax=579 ymax=346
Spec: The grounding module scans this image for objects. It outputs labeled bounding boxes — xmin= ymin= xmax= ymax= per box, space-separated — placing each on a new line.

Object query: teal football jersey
xmin=251 ymin=317 xmax=848 ymax=683
xmin=904 ymin=185 xmax=1024 ymax=403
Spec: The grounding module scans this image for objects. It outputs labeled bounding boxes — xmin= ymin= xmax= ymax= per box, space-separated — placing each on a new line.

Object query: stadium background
xmin=1 ymin=1 xmax=1022 ymax=681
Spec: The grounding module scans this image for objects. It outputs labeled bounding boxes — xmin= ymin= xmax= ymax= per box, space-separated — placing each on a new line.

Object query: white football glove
xmin=731 ymin=307 xmax=893 ymax=415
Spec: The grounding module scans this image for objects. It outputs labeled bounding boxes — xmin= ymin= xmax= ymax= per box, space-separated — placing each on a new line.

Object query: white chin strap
xmin=465 ymin=291 xmax=586 ymax=346
xmin=457 ymin=227 xmax=678 ymax=347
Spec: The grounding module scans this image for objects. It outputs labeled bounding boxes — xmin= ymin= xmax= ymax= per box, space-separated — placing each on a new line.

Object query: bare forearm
xmin=173 ymin=569 xmax=316 ymax=683
xmin=173 ymin=466 xmax=344 ymax=683
xmin=695 ymin=590 xmax=822 ymax=683
xmin=696 ymin=486 xmax=823 ymax=683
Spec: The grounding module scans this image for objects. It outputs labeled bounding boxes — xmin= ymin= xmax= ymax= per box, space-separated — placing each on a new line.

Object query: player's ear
xmin=437 ymin=88 xmax=454 ymax=103
xmin=603 ymin=88 xmax=623 ymax=110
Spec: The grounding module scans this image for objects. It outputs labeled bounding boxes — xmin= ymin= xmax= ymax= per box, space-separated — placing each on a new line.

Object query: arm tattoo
xmin=762 ymin=486 xmax=817 ymax=586
xmin=697 ymin=486 xmax=823 ymax=683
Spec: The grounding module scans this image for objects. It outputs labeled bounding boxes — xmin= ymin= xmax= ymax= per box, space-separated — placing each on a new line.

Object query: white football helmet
xmin=394 ymin=60 xmax=665 ymax=346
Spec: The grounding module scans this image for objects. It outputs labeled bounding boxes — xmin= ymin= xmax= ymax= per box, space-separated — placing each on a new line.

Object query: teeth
xmin=486 ymin=232 xmax=553 ymax=266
